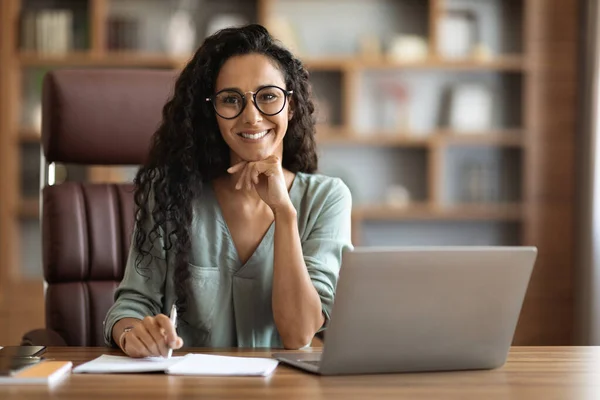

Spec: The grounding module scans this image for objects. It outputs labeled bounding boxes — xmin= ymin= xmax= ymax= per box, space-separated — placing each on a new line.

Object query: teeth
xmin=240 ymin=130 xmax=268 ymax=140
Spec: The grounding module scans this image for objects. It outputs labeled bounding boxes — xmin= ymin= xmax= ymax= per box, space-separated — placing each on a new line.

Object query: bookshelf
xmin=0 ymin=0 xmax=579 ymax=346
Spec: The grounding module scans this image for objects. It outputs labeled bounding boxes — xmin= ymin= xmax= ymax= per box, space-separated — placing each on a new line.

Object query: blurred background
xmin=0 ymin=0 xmax=591 ymax=347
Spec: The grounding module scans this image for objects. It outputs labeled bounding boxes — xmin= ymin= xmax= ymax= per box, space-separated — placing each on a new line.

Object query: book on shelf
xmin=21 ymin=10 xmax=74 ymax=54
xmin=107 ymin=15 xmax=140 ymax=51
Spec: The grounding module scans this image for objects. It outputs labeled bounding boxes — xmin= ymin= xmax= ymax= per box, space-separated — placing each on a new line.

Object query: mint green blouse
xmin=103 ymin=172 xmax=353 ymax=348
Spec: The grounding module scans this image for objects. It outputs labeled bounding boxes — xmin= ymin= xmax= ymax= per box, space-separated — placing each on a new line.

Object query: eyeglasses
xmin=206 ymin=85 xmax=293 ymax=120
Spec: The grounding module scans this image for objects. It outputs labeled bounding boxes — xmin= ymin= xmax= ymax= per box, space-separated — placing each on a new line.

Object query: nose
xmin=241 ymin=93 xmax=262 ymax=125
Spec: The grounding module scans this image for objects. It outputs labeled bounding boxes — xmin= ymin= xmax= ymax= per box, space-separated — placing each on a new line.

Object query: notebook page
xmin=73 ymin=354 xmax=184 ymax=374
xmin=166 ymin=354 xmax=279 ymax=376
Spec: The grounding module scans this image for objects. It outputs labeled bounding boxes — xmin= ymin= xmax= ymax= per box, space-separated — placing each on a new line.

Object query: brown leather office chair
xmin=22 ymin=69 xmax=178 ymax=346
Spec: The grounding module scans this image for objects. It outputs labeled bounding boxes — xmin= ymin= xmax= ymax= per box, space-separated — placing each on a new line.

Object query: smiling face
xmin=213 ymin=53 xmax=292 ymax=165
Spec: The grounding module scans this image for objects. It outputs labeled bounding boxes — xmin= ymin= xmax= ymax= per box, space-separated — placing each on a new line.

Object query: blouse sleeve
xmin=103 ymin=195 xmax=167 ymax=347
xmin=302 ymin=178 xmax=354 ymax=331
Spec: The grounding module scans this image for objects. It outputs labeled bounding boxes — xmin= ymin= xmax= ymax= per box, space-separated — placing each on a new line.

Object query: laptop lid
xmin=317 ymin=246 xmax=537 ymax=375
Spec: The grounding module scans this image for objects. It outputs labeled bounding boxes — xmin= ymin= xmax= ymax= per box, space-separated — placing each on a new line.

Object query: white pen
xmin=167 ymin=304 xmax=178 ymax=359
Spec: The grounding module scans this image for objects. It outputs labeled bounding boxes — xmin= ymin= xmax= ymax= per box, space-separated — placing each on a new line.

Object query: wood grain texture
xmin=0 ymin=0 xmax=8 ymax=295
xmin=90 ymin=0 xmax=107 ymax=55
xmin=0 ymin=279 xmax=44 ymax=346
xmin=428 ymin=0 xmax=443 ymax=58
xmin=257 ymin=0 xmax=274 ymax=27
xmin=0 ymin=0 xmax=21 ymax=288
xmin=0 ymin=347 xmax=599 ymax=399
xmin=516 ymin=0 xmax=578 ymax=345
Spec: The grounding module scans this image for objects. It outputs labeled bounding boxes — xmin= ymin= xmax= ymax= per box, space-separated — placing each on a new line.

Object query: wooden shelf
xmin=18 ymin=52 xmax=527 ymax=72
xmin=18 ymin=198 xmax=39 ymax=219
xmin=353 ymin=203 xmax=523 ymax=221
xmin=360 ymin=55 xmax=527 ymax=71
xmin=317 ymin=128 xmax=525 ymax=147
xmin=18 ymin=51 xmax=190 ymax=68
xmin=318 ymin=132 xmax=431 ymax=147
xmin=18 ymin=127 xmax=41 ymax=143
xmin=303 ymin=55 xmax=527 ymax=72
xmin=303 ymin=56 xmax=355 ymax=70
xmin=434 ymin=130 xmax=525 ymax=147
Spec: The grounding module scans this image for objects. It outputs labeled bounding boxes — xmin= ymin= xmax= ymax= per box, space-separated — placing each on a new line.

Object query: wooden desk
xmin=1 ymin=347 xmax=599 ymax=399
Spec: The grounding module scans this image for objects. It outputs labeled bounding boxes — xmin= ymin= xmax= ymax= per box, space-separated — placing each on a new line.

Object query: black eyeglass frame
xmin=205 ymin=85 xmax=294 ymax=120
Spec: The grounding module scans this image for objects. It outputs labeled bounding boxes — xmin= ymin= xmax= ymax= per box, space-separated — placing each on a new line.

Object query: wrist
xmin=118 ymin=326 xmax=134 ymax=352
xmin=273 ymin=203 xmax=297 ymax=220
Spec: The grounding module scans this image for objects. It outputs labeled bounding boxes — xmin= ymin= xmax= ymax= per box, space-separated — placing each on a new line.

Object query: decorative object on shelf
xmin=472 ymin=43 xmax=493 ymax=61
xmin=358 ymin=34 xmax=382 ymax=60
xmin=460 ymin=160 xmax=499 ymax=203
xmin=267 ymin=16 xmax=302 ymax=55
xmin=379 ymin=80 xmax=411 ymax=132
xmin=385 ymin=185 xmax=411 ymax=208
xmin=448 ymin=83 xmax=494 ymax=132
xmin=206 ymin=14 xmax=249 ymax=37
xmin=314 ymin=96 xmax=332 ymax=126
xmin=165 ymin=0 xmax=198 ymax=56
xmin=107 ymin=15 xmax=140 ymax=51
xmin=21 ymin=9 xmax=74 ymax=54
xmin=386 ymin=35 xmax=428 ymax=62
xmin=438 ymin=9 xmax=479 ymax=59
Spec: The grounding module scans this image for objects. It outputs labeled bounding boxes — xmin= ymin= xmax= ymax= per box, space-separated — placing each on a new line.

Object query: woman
xmin=103 ymin=24 xmax=353 ymax=357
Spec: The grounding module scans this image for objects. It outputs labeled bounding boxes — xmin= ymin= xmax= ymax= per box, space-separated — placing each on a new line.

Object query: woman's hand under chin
xmin=227 ymin=155 xmax=294 ymax=214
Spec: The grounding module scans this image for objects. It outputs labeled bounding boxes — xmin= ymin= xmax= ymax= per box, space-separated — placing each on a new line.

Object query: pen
xmin=167 ymin=304 xmax=178 ymax=359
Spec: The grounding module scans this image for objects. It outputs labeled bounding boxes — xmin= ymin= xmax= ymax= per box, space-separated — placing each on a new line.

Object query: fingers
xmin=228 ymin=156 xmax=281 ymax=191
xmin=138 ymin=317 xmax=168 ymax=357
xmin=252 ymin=164 xmax=260 ymax=185
xmin=124 ymin=315 xmax=184 ymax=358
xmin=125 ymin=334 xmax=152 ymax=358
xmin=245 ymin=163 xmax=257 ymax=190
xmin=227 ymin=161 xmax=246 ymax=174
xmin=235 ymin=163 xmax=250 ymax=190
xmin=252 ymin=159 xmax=278 ymax=178
xmin=227 ymin=161 xmax=249 ymax=190
xmin=155 ymin=314 xmax=182 ymax=349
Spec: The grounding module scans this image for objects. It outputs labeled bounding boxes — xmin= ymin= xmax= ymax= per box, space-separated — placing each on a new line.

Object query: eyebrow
xmin=215 ymin=84 xmax=282 ymax=93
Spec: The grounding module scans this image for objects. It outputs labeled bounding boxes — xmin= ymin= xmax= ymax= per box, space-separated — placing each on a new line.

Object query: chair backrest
xmin=41 ymin=69 xmax=178 ymax=345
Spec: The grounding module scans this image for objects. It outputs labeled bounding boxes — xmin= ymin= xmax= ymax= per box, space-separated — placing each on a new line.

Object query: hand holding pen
xmin=167 ymin=304 xmax=178 ymax=358
xmin=118 ymin=307 xmax=183 ymax=359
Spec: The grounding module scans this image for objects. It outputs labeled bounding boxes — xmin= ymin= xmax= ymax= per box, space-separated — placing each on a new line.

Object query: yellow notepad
xmin=0 ymin=361 xmax=72 ymax=385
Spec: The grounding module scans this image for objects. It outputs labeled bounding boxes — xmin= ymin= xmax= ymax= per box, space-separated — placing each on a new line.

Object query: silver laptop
xmin=273 ymin=246 xmax=537 ymax=375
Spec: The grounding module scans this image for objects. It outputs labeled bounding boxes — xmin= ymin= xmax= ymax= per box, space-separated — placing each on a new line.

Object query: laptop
xmin=273 ymin=246 xmax=537 ymax=375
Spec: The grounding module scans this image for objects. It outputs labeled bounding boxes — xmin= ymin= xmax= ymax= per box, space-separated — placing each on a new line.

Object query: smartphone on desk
xmin=0 ymin=346 xmax=46 ymax=358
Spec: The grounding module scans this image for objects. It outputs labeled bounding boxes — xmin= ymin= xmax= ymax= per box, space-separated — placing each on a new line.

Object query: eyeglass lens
xmin=213 ymin=86 xmax=287 ymax=119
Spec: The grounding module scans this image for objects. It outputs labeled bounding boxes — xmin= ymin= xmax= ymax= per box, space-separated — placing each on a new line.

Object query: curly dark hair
xmin=132 ymin=24 xmax=318 ymax=318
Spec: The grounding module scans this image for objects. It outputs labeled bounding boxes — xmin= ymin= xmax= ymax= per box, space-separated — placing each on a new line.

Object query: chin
xmin=241 ymin=149 xmax=272 ymax=162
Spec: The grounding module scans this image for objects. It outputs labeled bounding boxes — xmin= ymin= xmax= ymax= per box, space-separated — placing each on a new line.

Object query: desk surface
xmin=1 ymin=347 xmax=599 ymax=399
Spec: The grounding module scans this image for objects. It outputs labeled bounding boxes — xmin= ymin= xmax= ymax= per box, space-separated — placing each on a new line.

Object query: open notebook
xmin=73 ymin=354 xmax=279 ymax=377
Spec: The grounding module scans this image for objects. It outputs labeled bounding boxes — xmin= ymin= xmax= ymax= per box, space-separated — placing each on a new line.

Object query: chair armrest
xmin=21 ymin=328 xmax=68 ymax=346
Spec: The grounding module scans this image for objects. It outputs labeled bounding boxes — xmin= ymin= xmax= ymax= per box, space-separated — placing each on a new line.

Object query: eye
xmin=222 ymin=96 xmax=240 ymax=104
xmin=258 ymin=91 xmax=280 ymax=102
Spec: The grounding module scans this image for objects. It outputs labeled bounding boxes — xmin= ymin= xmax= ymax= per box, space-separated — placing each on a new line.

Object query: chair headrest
xmin=42 ymin=68 xmax=179 ymax=165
